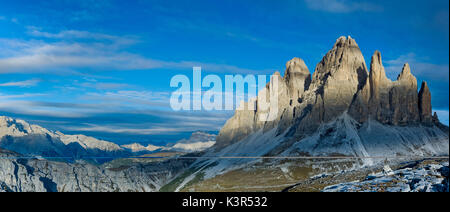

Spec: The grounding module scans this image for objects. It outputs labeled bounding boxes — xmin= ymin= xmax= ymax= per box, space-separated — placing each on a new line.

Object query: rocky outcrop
xmin=216 ymin=58 xmax=312 ymax=148
xmin=323 ymin=161 xmax=449 ymax=192
xmin=284 ymin=57 xmax=311 ymax=105
xmin=309 ymin=36 xmax=368 ymax=123
xmin=0 ymin=148 xmax=192 ymax=192
xmin=419 ymin=81 xmax=432 ymax=124
xmin=390 ymin=63 xmax=420 ymax=125
xmin=214 ymin=98 xmax=257 ymax=149
xmin=352 ymin=50 xmax=390 ymax=123
xmin=349 ymin=52 xmax=422 ymax=125
xmin=215 ymin=36 xmax=444 ymax=149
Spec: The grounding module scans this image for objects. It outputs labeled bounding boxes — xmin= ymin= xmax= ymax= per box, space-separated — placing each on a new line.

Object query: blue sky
xmin=0 ymin=0 xmax=448 ymax=145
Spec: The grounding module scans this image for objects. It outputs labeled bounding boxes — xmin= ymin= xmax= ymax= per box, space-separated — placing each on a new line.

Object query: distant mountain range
xmin=0 ymin=116 xmax=216 ymax=162
xmin=121 ymin=131 xmax=216 ymax=153
xmin=0 ymin=116 xmax=127 ymax=162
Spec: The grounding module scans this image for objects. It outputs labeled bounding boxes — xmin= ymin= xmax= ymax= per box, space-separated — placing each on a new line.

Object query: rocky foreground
xmin=0 ymin=148 xmax=192 ymax=192
xmin=322 ymin=160 xmax=449 ymax=192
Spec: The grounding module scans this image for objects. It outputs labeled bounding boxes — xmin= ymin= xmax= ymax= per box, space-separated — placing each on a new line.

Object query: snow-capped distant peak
xmin=0 ymin=116 xmax=126 ymax=159
xmin=168 ymin=131 xmax=216 ymax=152
xmin=171 ymin=141 xmax=216 ymax=152
xmin=59 ymin=134 xmax=122 ymax=151
xmin=120 ymin=131 xmax=217 ymax=154
xmin=121 ymin=143 xmax=162 ymax=152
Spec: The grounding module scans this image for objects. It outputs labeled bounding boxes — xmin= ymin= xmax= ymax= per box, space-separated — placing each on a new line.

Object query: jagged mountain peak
xmin=369 ymin=51 xmax=388 ymax=76
xmin=396 ymin=63 xmax=417 ymax=87
xmin=273 ymin=71 xmax=282 ymax=77
xmin=311 ymin=35 xmax=367 ymax=91
xmin=419 ymin=81 xmax=430 ymax=93
xmin=284 ymin=57 xmax=311 ymax=104
xmin=399 ymin=63 xmax=411 ymax=76
xmin=308 ymin=35 xmax=368 ymax=123
xmin=368 ymin=51 xmax=390 ymax=101
xmin=372 ymin=50 xmax=382 ymax=63
xmin=285 ymin=57 xmax=309 ymax=74
xmin=334 ymin=35 xmax=359 ymax=48
xmin=121 ymin=142 xmax=161 ymax=152
xmin=398 ymin=63 xmax=412 ymax=79
xmin=418 ymin=81 xmax=432 ymax=123
xmin=370 ymin=50 xmax=386 ymax=77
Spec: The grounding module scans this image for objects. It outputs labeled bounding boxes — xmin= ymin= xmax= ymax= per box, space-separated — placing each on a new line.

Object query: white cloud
xmin=83 ymin=90 xmax=171 ymax=108
xmin=0 ymin=89 xmax=230 ymax=135
xmin=63 ymin=118 xmax=224 ymax=135
xmin=0 ymin=100 xmax=87 ymax=118
xmin=79 ymin=82 xmax=130 ymax=90
xmin=0 ymin=79 xmax=41 ymax=87
xmin=0 ymin=92 xmax=46 ymax=99
xmin=304 ymin=0 xmax=383 ymax=13
xmin=64 ymin=124 xmax=185 ymax=135
xmin=0 ymin=29 xmax=268 ymax=74
xmin=27 ymin=28 xmax=138 ymax=46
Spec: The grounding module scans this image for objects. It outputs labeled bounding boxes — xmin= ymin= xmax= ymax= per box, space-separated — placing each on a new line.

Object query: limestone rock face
xmin=214 ymin=99 xmax=256 ymax=149
xmin=309 ymin=36 xmax=369 ymax=123
xmin=433 ymin=112 xmax=439 ymax=123
xmin=284 ymin=57 xmax=311 ymax=105
xmin=291 ymin=36 xmax=369 ymax=135
xmin=214 ymin=36 xmax=440 ymax=149
xmin=418 ymin=81 xmax=432 ymax=123
xmin=365 ymin=51 xmax=392 ymax=123
xmin=215 ymin=72 xmax=290 ymax=149
xmin=0 ymin=149 xmax=191 ymax=192
xmin=390 ymin=63 xmax=420 ymax=125
xmin=349 ymin=52 xmax=422 ymax=125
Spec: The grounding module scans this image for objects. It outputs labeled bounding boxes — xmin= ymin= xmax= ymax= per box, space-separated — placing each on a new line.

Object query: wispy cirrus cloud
xmin=63 ymin=122 xmax=220 ymax=135
xmin=78 ymin=82 xmax=131 ymax=90
xmin=0 ymin=98 xmax=229 ymax=135
xmin=0 ymin=100 xmax=88 ymax=118
xmin=59 ymin=110 xmax=230 ymax=135
xmin=0 ymin=29 xmax=270 ymax=75
xmin=304 ymin=0 xmax=383 ymax=13
xmin=27 ymin=27 xmax=138 ymax=46
xmin=0 ymin=79 xmax=41 ymax=87
xmin=83 ymin=90 xmax=172 ymax=108
xmin=0 ymin=92 xmax=47 ymax=100
xmin=0 ymin=16 xmax=19 ymax=23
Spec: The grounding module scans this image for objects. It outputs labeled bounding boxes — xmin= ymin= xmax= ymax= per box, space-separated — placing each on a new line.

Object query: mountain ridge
xmin=0 ymin=116 xmax=128 ymax=161
xmin=0 ymin=116 xmax=217 ymax=160
xmin=120 ymin=131 xmax=216 ymax=153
